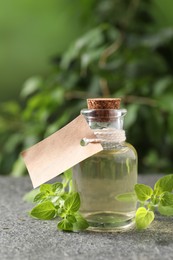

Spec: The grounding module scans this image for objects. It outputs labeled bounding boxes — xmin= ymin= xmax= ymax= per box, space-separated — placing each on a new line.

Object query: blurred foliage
xmin=0 ymin=0 xmax=93 ymax=100
xmin=1 ymin=0 xmax=173 ymax=175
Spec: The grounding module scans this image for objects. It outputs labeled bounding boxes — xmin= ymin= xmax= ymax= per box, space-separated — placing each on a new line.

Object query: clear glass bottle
xmin=72 ymin=108 xmax=138 ymax=232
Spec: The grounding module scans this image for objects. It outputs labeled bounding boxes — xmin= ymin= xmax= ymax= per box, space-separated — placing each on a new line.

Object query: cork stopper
xmin=87 ymin=98 xmax=121 ymax=110
xmin=86 ymin=98 xmax=122 ymax=122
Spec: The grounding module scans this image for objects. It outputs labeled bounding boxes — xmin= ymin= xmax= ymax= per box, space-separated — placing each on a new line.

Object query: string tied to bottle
xmin=80 ymin=128 xmax=126 ymax=146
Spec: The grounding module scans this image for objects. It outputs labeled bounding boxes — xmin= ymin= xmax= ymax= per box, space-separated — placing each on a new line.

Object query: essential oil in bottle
xmin=72 ymin=98 xmax=138 ymax=232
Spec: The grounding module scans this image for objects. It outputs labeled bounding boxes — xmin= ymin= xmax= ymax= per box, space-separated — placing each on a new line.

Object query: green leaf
xmin=154 ymin=174 xmax=173 ymax=195
xmin=158 ymin=205 xmax=173 ymax=216
xmin=158 ymin=191 xmax=173 ymax=216
xmin=60 ymin=193 xmax=70 ymax=201
xmin=23 ymin=188 xmax=40 ymax=203
xmin=124 ymin=104 xmax=139 ymax=128
xmin=73 ymin=214 xmax=89 ymax=231
xmin=63 ymin=168 xmax=72 ymax=181
xmin=68 ymin=180 xmax=73 ymax=193
xmin=57 ymin=219 xmax=73 ymax=231
xmin=30 ymin=201 xmax=57 ymax=220
xmin=61 ymin=27 xmax=104 ymax=69
xmin=11 ymin=157 xmax=26 ymax=177
xmin=20 ymin=76 xmax=42 ymax=98
xmin=160 ymin=191 xmax=173 ymax=206
xmin=81 ymin=48 xmax=104 ymax=69
xmin=135 ymin=207 xmax=155 ymax=229
xmin=40 ymin=184 xmax=53 ymax=193
xmin=64 ymin=193 xmax=80 ymax=213
xmin=57 ymin=208 xmax=66 ymax=218
xmin=116 ymin=192 xmax=137 ymax=202
xmin=62 ymin=169 xmax=73 ymax=190
xmin=66 ymin=215 xmax=77 ymax=223
xmin=134 ymin=184 xmax=153 ymax=201
xmin=52 ymin=182 xmax=63 ymax=193
xmin=33 ymin=192 xmax=46 ymax=203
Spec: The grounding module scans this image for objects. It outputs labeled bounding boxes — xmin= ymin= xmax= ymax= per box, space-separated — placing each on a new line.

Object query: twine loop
xmin=80 ymin=128 xmax=126 ymax=146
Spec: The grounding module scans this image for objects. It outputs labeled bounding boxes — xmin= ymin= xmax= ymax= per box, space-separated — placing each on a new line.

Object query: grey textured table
xmin=0 ymin=175 xmax=173 ymax=260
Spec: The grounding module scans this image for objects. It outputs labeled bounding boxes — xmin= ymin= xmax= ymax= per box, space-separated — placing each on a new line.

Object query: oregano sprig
xmin=26 ymin=169 xmax=89 ymax=232
xmin=134 ymin=174 xmax=173 ymax=229
xmin=25 ymin=173 xmax=173 ymax=232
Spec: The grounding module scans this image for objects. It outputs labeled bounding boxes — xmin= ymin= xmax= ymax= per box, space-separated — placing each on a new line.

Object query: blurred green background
xmin=1 ymin=0 xmax=173 ymax=176
xmin=0 ymin=0 xmax=93 ymax=100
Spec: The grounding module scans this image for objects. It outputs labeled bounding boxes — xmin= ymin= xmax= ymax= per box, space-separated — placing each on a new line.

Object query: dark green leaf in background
xmin=1 ymin=0 xmax=173 ymax=176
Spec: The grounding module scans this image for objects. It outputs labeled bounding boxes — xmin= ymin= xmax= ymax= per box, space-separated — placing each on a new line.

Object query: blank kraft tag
xmin=21 ymin=115 xmax=103 ymax=188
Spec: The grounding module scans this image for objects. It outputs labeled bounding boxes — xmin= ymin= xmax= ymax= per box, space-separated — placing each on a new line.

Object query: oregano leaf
xmin=158 ymin=191 xmax=173 ymax=216
xmin=57 ymin=219 xmax=73 ymax=231
xmin=30 ymin=201 xmax=57 ymax=220
xmin=23 ymin=188 xmax=39 ymax=203
xmin=40 ymin=184 xmax=53 ymax=193
xmin=160 ymin=191 xmax=173 ymax=206
xmin=52 ymin=182 xmax=63 ymax=193
xmin=134 ymin=184 xmax=153 ymax=201
xmin=158 ymin=204 xmax=173 ymax=216
xmin=66 ymin=215 xmax=77 ymax=223
xmin=135 ymin=207 xmax=154 ymax=229
xmin=154 ymin=174 xmax=173 ymax=195
xmin=64 ymin=168 xmax=72 ymax=180
xmin=33 ymin=192 xmax=46 ymax=203
xmin=62 ymin=169 xmax=72 ymax=189
xmin=73 ymin=214 xmax=89 ymax=231
xmin=64 ymin=192 xmax=80 ymax=213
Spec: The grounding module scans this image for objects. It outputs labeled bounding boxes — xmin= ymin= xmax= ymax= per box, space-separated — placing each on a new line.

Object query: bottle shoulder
xmin=97 ymin=141 xmax=137 ymax=159
xmin=123 ymin=142 xmax=137 ymax=154
xmin=122 ymin=142 xmax=138 ymax=159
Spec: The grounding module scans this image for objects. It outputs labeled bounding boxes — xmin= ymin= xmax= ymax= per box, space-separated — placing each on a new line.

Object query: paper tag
xmin=21 ymin=115 xmax=103 ymax=188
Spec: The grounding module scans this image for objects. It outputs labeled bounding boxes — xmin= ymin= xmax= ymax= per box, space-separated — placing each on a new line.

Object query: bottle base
xmin=84 ymin=212 xmax=135 ymax=232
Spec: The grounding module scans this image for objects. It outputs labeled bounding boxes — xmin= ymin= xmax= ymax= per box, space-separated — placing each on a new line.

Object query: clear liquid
xmin=72 ymin=142 xmax=137 ymax=232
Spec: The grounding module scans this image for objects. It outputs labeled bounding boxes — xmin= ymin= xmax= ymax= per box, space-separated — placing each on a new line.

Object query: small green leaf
xmin=23 ymin=188 xmax=40 ymax=203
xmin=135 ymin=207 xmax=154 ymax=229
xmin=66 ymin=215 xmax=77 ymax=223
xmin=64 ymin=193 xmax=80 ymax=213
xmin=57 ymin=219 xmax=73 ymax=231
xmin=160 ymin=191 xmax=173 ymax=206
xmin=73 ymin=214 xmax=89 ymax=231
xmin=154 ymin=174 xmax=173 ymax=195
xmin=63 ymin=168 xmax=72 ymax=181
xmin=30 ymin=201 xmax=57 ymax=220
xmin=21 ymin=76 xmax=42 ymax=98
xmin=158 ymin=191 xmax=173 ymax=216
xmin=68 ymin=180 xmax=73 ymax=193
xmin=33 ymin=192 xmax=46 ymax=203
xmin=60 ymin=193 xmax=70 ymax=201
xmin=40 ymin=184 xmax=52 ymax=193
xmin=62 ymin=169 xmax=73 ymax=190
xmin=58 ymin=208 xmax=66 ymax=218
xmin=158 ymin=204 xmax=173 ymax=216
xmin=135 ymin=184 xmax=153 ymax=201
xmin=116 ymin=192 xmax=137 ymax=202
xmin=52 ymin=182 xmax=63 ymax=193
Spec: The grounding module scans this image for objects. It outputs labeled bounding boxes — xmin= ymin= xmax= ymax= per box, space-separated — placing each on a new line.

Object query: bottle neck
xmin=80 ymin=108 xmax=127 ymax=148
xmin=81 ymin=108 xmax=126 ymax=130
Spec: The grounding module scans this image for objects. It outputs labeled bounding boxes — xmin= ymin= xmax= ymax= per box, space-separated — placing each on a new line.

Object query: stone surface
xmin=0 ymin=175 xmax=173 ymax=260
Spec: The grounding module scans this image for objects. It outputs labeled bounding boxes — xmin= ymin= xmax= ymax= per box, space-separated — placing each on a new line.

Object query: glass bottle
xmin=72 ymin=105 xmax=138 ymax=232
